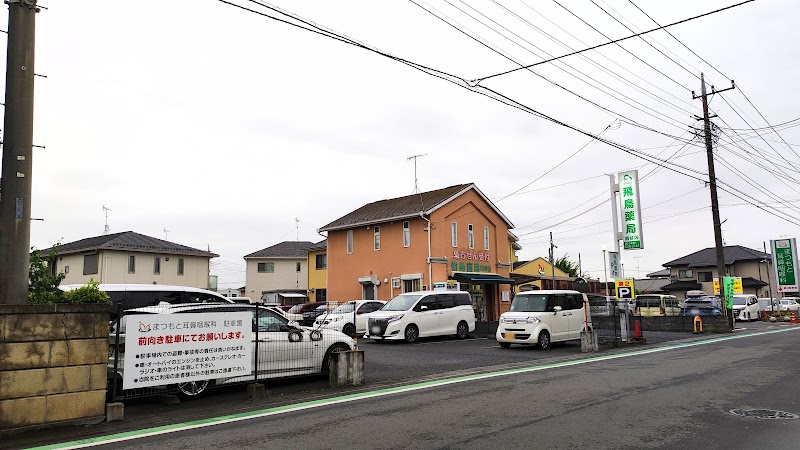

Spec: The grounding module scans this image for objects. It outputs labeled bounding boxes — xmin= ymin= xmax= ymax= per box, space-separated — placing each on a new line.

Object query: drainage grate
xmin=729 ymin=409 xmax=800 ymax=420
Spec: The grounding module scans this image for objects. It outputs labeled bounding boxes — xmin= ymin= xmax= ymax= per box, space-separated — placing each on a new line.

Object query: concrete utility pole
xmin=693 ymin=73 xmax=735 ymax=330
xmin=0 ymin=0 xmax=39 ymax=305
xmin=549 ymin=232 xmax=557 ymax=289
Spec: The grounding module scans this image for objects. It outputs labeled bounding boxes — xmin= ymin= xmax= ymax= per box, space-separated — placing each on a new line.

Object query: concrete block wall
xmin=0 ymin=304 xmax=110 ymax=433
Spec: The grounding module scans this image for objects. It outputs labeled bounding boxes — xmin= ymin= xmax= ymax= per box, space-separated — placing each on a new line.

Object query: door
xmin=566 ymin=294 xmax=584 ymax=340
xmin=413 ymin=296 xmax=438 ymax=337
xmin=363 ymin=283 xmax=375 ymax=300
xmin=253 ymin=308 xmax=314 ymax=377
xmin=550 ymin=294 xmax=571 ymax=341
xmin=435 ymin=294 xmax=457 ymax=336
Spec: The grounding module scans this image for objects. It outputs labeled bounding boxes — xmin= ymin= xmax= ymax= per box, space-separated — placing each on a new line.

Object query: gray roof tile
xmin=43 ymin=231 xmax=218 ymax=257
xmin=244 ymin=241 xmax=315 ymax=259
xmin=663 ymin=245 xmax=769 ymax=268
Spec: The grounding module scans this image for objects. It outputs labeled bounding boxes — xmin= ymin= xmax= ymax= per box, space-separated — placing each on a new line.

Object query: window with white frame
xmin=484 ymin=226 xmax=490 ymax=250
xmin=403 ymin=221 xmax=411 ymax=248
xmin=177 ymin=258 xmax=184 ymax=276
xmin=468 ymin=224 xmax=474 ymax=249
xmin=153 ymin=257 xmax=161 ymax=275
xmin=347 ymin=230 xmax=353 ymax=254
xmin=374 ymin=226 xmax=381 ymax=251
xmin=128 ymin=255 xmax=136 ymax=274
xmin=451 ymin=222 xmax=458 ymax=247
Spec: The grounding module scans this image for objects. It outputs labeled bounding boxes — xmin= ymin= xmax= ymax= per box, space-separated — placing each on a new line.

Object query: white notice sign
xmin=123 ymin=312 xmax=252 ymax=389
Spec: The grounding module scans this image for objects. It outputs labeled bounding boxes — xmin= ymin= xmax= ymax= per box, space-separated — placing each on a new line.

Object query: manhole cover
xmin=729 ymin=409 xmax=799 ymax=420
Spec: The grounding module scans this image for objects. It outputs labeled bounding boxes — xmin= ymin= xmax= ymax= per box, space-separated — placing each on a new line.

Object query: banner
xmin=713 ymin=277 xmax=743 ymax=295
xmin=608 ymin=251 xmax=620 ymax=279
xmin=772 ymin=239 xmax=799 ymax=292
xmin=618 ymin=170 xmax=644 ymax=250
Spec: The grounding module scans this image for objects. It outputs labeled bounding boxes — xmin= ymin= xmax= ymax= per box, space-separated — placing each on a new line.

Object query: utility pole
xmin=693 ymin=73 xmax=735 ymax=330
xmin=0 ymin=0 xmax=39 ymax=305
xmin=549 ymin=232 xmax=557 ymax=289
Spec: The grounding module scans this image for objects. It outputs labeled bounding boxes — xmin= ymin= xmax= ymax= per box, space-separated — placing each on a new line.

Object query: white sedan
xmin=314 ymin=300 xmax=386 ymax=337
xmin=780 ymin=298 xmax=800 ymax=312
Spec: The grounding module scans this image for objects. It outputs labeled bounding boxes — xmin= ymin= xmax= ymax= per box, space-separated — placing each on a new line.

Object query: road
xmin=33 ymin=324 xmax=800 ymax=449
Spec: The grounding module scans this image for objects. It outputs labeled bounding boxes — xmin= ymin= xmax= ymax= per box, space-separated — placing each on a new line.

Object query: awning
xmin=278 ymin=293 xmax=307 ymax=298
xmin=741 ymin=277 xmax=768 ymax=288
xmin=453 ymin=273 xmax=515 ymax=285
xmin=661 ymin=281 xmax=702 ymax=291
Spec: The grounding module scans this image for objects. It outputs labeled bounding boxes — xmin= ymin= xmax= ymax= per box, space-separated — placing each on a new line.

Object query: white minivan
xmin=731 ymin=294 xmax=760 ymax=321
xmin=496 ymin=290 xmax=589 ymax=350
xmin=365 ymin=291 xmax=475 ymax=343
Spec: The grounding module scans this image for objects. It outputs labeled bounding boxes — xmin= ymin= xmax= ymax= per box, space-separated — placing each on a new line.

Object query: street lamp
xmin=620 ymin=259 xmax=626 ymax=279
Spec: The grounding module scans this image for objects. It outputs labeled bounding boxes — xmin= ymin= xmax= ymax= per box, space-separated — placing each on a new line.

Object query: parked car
xmin=60 ymin=283 xmax=234 ymax=320
xmin=496 ymin=290 xmax=590 ymax=350
xmin=108 ymin=303 xmax=354 ymax=400
xmin=586 ymin=294 xmax=615 ymax=317
xmin=680 ymin=296 xmax=724 ymax=317
xmin=779 ymin=298 xmax=800 ymax=312
xmin=366 ymin=291 xmax=475 ymax=343
xmin=635 ymin=294 xmax=681 ymax=317
xmin=731 ymin=294 xmax=760 ymax=321
xmin=758 ymin=297 xmax=779 ymax=312
xmin=315 ymin=300 xmax=386 ymax=337
xmin=286 ymin=302 xmax=328 ymax=325
xmin=303 ymin=302 xmax=332 ymax=326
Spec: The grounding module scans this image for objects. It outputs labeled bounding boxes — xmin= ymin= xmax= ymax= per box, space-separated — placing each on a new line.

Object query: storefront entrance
xmin=451 ymin=273 xmax=514 ymax=322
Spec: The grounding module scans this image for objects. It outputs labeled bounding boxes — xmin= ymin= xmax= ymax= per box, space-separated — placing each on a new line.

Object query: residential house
xmin=511 ymin=257 xmax=569 ymax=292
xmin=660 ymin=245 xmax=774 ymax=299
xmin=318 ymin=183 xmax=517 ymax=321
xmin=45 ymin=231 xmax=217 ymax=289
xmin=244 ymin=241 xmax=313 ymax=304
xmin=307 ymin=240 xmax=327 ymax=303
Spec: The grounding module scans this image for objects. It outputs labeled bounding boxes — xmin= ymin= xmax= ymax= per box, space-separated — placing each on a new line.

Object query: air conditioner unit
xmin=392 ymin=277 xmax=401 ymax=289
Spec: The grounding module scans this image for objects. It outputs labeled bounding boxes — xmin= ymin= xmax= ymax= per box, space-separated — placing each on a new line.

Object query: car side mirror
xmin=553 ymin=306 xmax=563 ymax=314
xmin=288 ymin=320 xmax=300 ymax=328
xmin=420 ymin=305 xmax=428 ymax=311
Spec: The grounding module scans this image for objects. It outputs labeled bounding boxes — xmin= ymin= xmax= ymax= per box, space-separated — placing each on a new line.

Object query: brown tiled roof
xmin=244 ymin=241 xmax=315 ymax=259
xmin=42 ymin=231 xmax=218 ymax=257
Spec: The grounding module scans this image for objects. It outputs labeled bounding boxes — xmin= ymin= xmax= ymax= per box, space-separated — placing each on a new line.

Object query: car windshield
xmin=382 ymin=294 xmax=423 ymax=311
xmin=510 ymin=294 xmax=550 ymax=312
xmin=732 ymin=296 xmax=748 ymax=305
xmin=332 ymin=302 xmax=356 ymax=314
xmin=287 ymin=304 xmax=303 ymax=314
xmin=685 ymin=297 xmax=714 ymax=306
xmin=781 ymin=300 xmax=790 ymax=304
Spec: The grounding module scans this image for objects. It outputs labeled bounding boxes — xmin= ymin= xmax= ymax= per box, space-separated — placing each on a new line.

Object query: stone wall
xmin=592 ymin=315 xmax=731 ymax=333
xmin=0 ymin=304 xmax=110 ymax=434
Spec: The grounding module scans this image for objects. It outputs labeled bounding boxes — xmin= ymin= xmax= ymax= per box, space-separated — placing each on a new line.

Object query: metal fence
xmin=109 ymin=303 xmax=353 ymax=401
xmin=587 ymin=297 xmax=635 ymax=344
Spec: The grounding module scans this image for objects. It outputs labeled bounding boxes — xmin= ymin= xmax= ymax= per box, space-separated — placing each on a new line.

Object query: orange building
xmin=318 ymin=183 xmax=517 ymax=321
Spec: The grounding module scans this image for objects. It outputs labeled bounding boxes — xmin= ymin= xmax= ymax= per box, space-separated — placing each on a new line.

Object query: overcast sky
xmin=11 ymin=0 xmax=800 ymax=287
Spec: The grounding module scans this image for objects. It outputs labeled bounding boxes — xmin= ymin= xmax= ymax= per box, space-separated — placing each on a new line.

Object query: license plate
xmin=503 ymin=332 xmax=516 ymax=340
xmin=371 ymin=326 xmax=381 ymax=335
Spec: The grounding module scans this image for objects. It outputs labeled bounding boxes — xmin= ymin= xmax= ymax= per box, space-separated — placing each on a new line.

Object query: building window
xmin=315 ymin=254 xmax=327 ymax=269
xmin=347 ymin=230 xmax=353 ymax=254
xmin=128 ymin=255 xmax=136 ymax=274
xmin=451 ymin=222 xmax=458 ymax=247
xmin=678 ymin=269 xmax=693 ymax=279
xmin=468 ymin=224 xmax=474 ymax=249
xmin=296 ymin=262 xmax=301 ymax=272
xmin=177 ymin=258 xmax=184 ymax=276
xmin=374 ymin=226 xmax=381 ymax=251
xmin=83 ymin=253 xmax=98 ymax=275
xmin=403 ymin=279 xmax=421 ymax=293
xmin=403 ymin=221 xmax=411 ymax=248
xmin=154 ymin=257 xmax=161 ymax=275
xmin=258 ymin=262 xmax=274 ymax=273
xmin=484 ymin=226 xmax=490 ymax=250
xmin=64 ymin=266 xmax=69 ymax=274
xmin=698 ymin=271 xmax=712 ymax=282
xmin=316 ymin=288 xmax=327 ymax=303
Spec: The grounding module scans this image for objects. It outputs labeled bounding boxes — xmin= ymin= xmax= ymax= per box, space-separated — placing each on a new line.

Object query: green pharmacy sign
xmin=618 ymin=170 xmax=644 ymax=250
xmin=772 ymin=238 xmax=799 ymax=292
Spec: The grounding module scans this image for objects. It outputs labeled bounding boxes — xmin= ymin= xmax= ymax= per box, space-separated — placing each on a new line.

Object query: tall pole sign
xmin=772 ymin=238 xmax=799 ymax=293
xmin=618 ymin=170 xmax=644 ymax=250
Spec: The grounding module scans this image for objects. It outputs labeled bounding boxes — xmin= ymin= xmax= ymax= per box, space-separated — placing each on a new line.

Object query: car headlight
xmin=526 ymin=316 xmax=541 ymax=324
xmin=333 ymin=316 xmax=343 ymax=322
xmin=386 ymin=314 xmax=404 ymax=323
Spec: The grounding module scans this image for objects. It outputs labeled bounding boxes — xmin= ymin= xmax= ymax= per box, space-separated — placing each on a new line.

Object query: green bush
xmin=28 ymin=244 xmax=67 ymax=304
xmin=64 ymin=279 xmax=111 ymax=304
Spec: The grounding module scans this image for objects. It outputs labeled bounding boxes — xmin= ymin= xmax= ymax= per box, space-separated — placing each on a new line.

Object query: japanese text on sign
xmin=772 ymin=238 xmax=799 ymax=292
xmin=123 ymin=311 xmax=252 ymax=389
xmin=618 ymin=170 xmax=644 ymax=250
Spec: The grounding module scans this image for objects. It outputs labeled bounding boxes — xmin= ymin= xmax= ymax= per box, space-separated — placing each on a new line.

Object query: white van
xmin=731 ymin=294 xmax=760 ymax=321
xmin=314 ymin=300 xmax=386 ymax=337
xmin=365 ymin=291 xmax=475 ymax=343
xmin=496 ymin=290 xmax=589 ymax=350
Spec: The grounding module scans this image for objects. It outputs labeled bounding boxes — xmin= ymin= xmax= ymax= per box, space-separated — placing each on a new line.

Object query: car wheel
xmin=499 ymin=342 xmax=511 ymax=349
xmin=342 ymin=323 xmax=356 ymax=338
xmin=456 ymin=321 xmax=469 ymax=339
xmin=404 ymin=324 xmax=419 ymax=343
xmin=321 ymin=343 xmax=351 ymax=373
xmin=537 ymin=330 xmax=551 ymax=350
xmin=176 ymin=379 xmax=212 ymax=400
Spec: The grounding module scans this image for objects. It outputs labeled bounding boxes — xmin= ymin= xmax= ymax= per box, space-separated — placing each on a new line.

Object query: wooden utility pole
xmin=0 ymin=0 xmax=39 ymax=305
xmin=693 ymin=73 xmax=735 ymax=330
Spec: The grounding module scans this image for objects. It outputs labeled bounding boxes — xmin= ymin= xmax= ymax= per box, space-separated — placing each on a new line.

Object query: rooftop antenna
xmin=295 ymin=218 xmax=300 ymax=241
xmin=163 ymin=228 xmax=170 ymax=240
xmin=407 ymin=154 xmax=428 ymax=194
xmin=102 ymin=205 xmax=112 ymax=235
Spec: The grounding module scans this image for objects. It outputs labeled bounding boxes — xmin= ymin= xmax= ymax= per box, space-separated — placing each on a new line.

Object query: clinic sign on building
xmin=123 ymin=312 xmax=252 ymax=389
xmin=618 ymin=170 xmax=644 ymax=250
xmin=772 ymin=238 xmax=800 ymax=292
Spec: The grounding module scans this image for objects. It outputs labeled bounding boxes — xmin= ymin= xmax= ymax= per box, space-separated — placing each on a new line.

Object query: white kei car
xmin=496 ymin=290 xmax=590 ymax=350
xmin=314 ymin=300 xmax=386 ymax=337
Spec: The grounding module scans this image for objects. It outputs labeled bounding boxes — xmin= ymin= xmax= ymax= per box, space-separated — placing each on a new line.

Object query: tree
xmin=554 ymin=254 xmax=580 ymax=277
xmin=28 ymin=243 xmax=66 ymax=304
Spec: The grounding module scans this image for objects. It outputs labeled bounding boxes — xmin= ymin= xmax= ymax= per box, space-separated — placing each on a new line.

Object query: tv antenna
xmin=102 ymin=205 xmax=112 ymax=235
xmin=163 ymin=228 xmax=170 ymax=240
xmin=407 ymin=154 xmax=428 ymax=194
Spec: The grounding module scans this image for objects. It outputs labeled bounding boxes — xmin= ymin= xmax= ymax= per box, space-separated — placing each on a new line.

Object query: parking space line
xmin=33 ymin=327 xmax=800 ymax=450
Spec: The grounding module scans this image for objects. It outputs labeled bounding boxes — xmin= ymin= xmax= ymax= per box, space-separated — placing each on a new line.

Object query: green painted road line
xmin=32 ymin=327 xmax=800 ymax=450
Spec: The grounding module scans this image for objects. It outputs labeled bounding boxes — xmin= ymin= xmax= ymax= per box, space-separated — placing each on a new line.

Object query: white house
xmin=44 ymin=231 xmax=218 ymax=289
xmin=244 ymin=241 xmax=312 ymax=303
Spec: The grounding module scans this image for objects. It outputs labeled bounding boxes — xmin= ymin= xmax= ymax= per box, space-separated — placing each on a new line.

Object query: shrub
xmin=28 ymin=244 xmax=67 ymax=304
xmin=64 ymin=279 xmax=111 ymax=304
